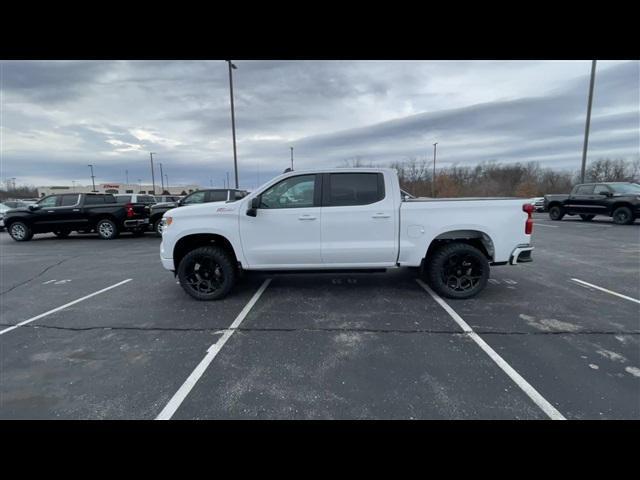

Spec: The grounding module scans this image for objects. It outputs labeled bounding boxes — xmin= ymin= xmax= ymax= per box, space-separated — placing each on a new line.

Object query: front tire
xmin=425 ymin=243 xmax=489 ymax=299
xmin=549 ymin=205 xmax=565 ymax=221
xmin=8 ymin=222 xmax=33 ymax=242
xmin=153 ymin=219 xmax=163 ymax=237
xmin=612 ymin=206 xmax=633 ymax=225
xmin=580 ymin=214 xmax=595 ymax=221
xmin=177 ymin=246 xmax=237 ymax=301
xmin=96 ymin=219 xmax=119 ymax=239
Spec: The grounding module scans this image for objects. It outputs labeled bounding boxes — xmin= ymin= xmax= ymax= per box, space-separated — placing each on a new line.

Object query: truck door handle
xmin=372 ymin=213 xmax=390 ymax=218
xmin=47 ymin=210 xmax=55 ymax=213
xmin=298 ymin=215 xmax=317 ymax=220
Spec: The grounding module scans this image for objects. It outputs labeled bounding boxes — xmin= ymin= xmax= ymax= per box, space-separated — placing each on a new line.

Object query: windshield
xmin=609 ymin=183 xmax=640 ymax=194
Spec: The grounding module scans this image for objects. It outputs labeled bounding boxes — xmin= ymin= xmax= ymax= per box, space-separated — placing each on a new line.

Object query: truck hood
xmin=163 ymin=200 xmax=235 ymax=218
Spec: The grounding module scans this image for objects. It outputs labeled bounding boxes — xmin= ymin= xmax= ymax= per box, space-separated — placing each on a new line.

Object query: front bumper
xmin=509 ymin=245 xmax=534 ymax=265
xmin=160 ymin=256 xmax=174 ymax=271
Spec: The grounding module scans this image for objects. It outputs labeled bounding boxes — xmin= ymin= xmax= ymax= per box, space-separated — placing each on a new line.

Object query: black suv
xmin=544 ymin=182 xmax=640 ymax=224
xmin=149 ymin=188 xmax=248 ymax=236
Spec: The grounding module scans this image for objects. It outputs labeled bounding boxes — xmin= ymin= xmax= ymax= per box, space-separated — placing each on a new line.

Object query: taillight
xmin=523 ymin=203 xmax=534 ymax=234
xmin=126 ymin=203 xmax=134 ymax=218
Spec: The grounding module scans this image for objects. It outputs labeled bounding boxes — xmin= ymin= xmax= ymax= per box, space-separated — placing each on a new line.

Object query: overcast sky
xmin=1 ymin=60 xmax=638 ymax=189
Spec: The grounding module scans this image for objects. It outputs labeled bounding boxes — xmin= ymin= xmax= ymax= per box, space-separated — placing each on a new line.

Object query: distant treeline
xmin=343 ymin=157 xmax=640 ymax=198
xmin=0 ymin=184 xmax=38 ymax=201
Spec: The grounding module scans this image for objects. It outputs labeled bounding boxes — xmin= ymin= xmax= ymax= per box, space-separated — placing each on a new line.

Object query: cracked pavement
xmin=1 ymin=215 xmax=639 ymax=419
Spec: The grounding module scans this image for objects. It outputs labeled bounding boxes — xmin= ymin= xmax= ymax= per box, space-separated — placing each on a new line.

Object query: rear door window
xmin=84 ymin=195 xmax=106 ymax=205
xmin=208 ymin=191 xmax=229 ymax=202
xmin=115 ymin=195 xmax=131 ymax=203
xmin=324 ymin=173 xmax=385 ymax=206
xmin=60 ymin=195 xmax=80 ymax=206
xmin=594 ymin=185 xmax=611 ymax=195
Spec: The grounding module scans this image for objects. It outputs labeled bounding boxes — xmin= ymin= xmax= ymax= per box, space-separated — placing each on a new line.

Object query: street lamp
xmin=88 ymin=165 xmax=96 ymax=192
xmin=159 ymin=163 xmax=165 ymax=193
xmin=432 ymin=142 xmax=438 ymax=198
xmin=149 ymin=152 xmax=157 ymax=195
xmin=580 ymin=60 xmax=597 ymax=183
xmin=165 ymin=173 xmax=169 ymax=192
xmin=290 ymin=146 xmax=294 ymax=171
xmin=226 ymin=60 xmax=239 ymax=189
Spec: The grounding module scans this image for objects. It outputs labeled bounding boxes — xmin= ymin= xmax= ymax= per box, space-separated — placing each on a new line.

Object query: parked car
xmin=531 ymin=197 xmax=545 ymax=212
xmin=150 ymin=188 xmax=248 ymax=236
xmin=0 ymin=202 xmax=11 ymax=231
xmin=544 ymin=182 xmax=640 ymax=224
xmin=154 ymin=195 xmax=183 ymax=203
xmin=160 ymin=168 xmax=534 ymax=301
xmin=3 ymin=193 xmax=150 ymax=241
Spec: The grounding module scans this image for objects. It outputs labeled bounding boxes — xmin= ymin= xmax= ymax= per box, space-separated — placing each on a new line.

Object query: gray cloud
xmin=1 ymin=60 xmax=638 ymax=190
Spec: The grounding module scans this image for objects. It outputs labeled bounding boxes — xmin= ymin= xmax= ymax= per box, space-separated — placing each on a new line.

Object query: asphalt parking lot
xmin=1 ymin=213 xmax=638 ymax=419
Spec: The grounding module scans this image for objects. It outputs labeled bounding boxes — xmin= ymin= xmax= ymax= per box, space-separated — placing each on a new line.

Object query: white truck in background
xmin=160 ymin=168 xmax=534 ymax=300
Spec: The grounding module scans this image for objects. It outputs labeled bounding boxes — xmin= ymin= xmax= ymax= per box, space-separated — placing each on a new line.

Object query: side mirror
xmin=29 ymin=204 xmax=41 ymax=211
xmin=247 ymin=197 xmax=259 ymax=217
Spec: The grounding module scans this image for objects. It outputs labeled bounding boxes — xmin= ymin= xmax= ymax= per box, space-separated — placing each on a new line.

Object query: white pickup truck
xmin=160 ymin=168 xmax=534 ymax=300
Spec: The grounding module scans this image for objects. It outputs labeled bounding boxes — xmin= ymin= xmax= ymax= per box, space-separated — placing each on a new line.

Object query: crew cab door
xmin=239 ymin=174 xmax=322 ymax=268
xmin=30 ymin=195 xmax=61 ymax=232
xmin=55 ymin=194 xmax=85 ymax=230
xmin=567 ymin=184 xmax=595 ymax=213
xmin=320 ymin=172 xmax=397 ymax=266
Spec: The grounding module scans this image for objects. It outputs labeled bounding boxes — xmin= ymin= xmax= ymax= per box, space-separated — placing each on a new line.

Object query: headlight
xmin=164 ymin=216 xmax=173 ymax=227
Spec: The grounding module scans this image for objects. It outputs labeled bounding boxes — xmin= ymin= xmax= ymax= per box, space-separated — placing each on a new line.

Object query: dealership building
xmin=36 ymin=183 xmax=201 ymax=197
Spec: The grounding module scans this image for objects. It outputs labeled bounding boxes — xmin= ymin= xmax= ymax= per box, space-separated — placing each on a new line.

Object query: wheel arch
xmin=173 ymin=233 xmax=239 ymax=272
xmin=424 ymin=229 xmax=495 ymax=265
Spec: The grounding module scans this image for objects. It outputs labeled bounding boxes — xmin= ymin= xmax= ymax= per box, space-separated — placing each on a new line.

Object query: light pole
xmin=88 ymin=165 xmax=96 ymax=192
xmin=290 ymin=146 xmax=294 ymax=170
xmin=125 ymin=169 xmax=129 ymax=185
xmin=159 ymin=163 xmax=165 ymax=193
xmin=432 ymin=142 xmax=438 ymax=198
xmin=72 ymin=180 xmax=77 ymax=192
xmin=226 ymin=60 xmax=239 ymax=189
xmin=149 ymin=152 xmax=157 ymax=195
xmin=580 ymin=60 xmax=597 ymax=184
xmin=165 ymin=174 xmax=169 ymax=192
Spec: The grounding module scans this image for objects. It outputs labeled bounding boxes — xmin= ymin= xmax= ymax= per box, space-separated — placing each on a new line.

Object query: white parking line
xmin=156 ymin=278 xmax=272 ymax=420
xmin=416 ymin=279 xmax=566 ymax=420
xmin=0 ymin=279 xmax=133 ymax=336
xmin=571 ymin=278 xmax=640 ymax=305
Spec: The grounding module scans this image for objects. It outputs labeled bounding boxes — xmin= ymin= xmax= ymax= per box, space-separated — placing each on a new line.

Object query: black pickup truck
xmin=544 ymin=182 xmax=640 ymax=224
xmin=4 ymin=193 xmax=150 ymax=241
xmin=149 ymin=188 xmax=248 ymax=236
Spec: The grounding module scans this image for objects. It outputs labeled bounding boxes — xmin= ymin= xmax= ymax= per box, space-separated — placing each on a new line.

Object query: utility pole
xmin=580 ymin=60 xmax=597 ymax=184
xmin=432 ymin=142 xmax=438 ymax=198
xmin=72 ymin=180 xmax=76 ymax=192
xmin=165 ymin=174 xmax=169 ymax=192
xmin=159 ymin=163 xmax=165 ymax=193
xmin=149 ymin=152 xmax=156 ymax=194
xmin=290 ymin=146 xmax=294 ymax=170
xmin=125 ymin=169 xmax=129 ymax=185
xmin=88 ymin=165 xmax=96 ymax=192
xmin=226 ymin=60 xmax=239 ymax=189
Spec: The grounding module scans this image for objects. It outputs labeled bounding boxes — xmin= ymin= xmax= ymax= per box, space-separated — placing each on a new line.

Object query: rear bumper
xmin=509 ymin=245 xmax=534 ymax=265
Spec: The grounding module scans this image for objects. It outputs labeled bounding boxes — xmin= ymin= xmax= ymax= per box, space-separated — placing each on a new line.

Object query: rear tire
xmin=549 ymin=205 xmax=564 ymax=221
xmin=54 ymin=230 xmax=71 ymax=238
xmin=612 ymin=206 xmax=633 ymax=225
xmin=425 ymin=243 xmax=489 ymax=299
xmin=579 ymin=214 xmax=595 ymax=221
xmin=96 ymin=218 xmax=119 ymax=239
xmin=8 ymin=221 xmax=33 ymax=242
xmin=177 ymin=246 xmax=237 ymax=301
